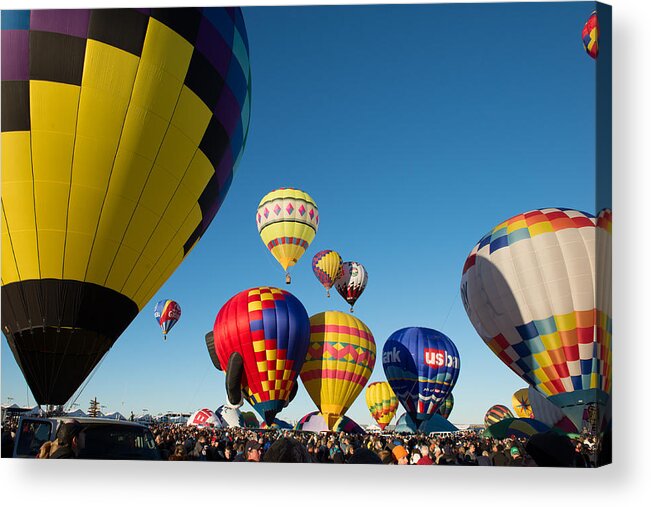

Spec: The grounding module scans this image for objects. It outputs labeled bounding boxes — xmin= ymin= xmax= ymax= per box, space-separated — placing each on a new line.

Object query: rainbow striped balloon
xmin=365 ymin=381 xmax=399 ymax=429
xmin=300 ymin=311 xmax=376 ymax=430
xmin=484 ymin=404 xmax=515 ymax=427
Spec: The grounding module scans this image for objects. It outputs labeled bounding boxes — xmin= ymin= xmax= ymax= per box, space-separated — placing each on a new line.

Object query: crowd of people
xmin=1 ymin=415 xmax=610 ymax=466
xmin=147 ymin=423 xmax=608 ymax=467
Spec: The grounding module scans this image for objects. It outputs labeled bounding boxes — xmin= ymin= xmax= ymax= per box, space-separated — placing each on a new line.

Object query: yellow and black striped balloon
xmin=1 ymin=8 xmax=251 ymax=405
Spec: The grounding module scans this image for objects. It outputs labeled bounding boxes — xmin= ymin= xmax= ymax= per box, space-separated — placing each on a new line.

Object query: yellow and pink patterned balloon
xmin=301 ymin=311 xmax=376 ymax=430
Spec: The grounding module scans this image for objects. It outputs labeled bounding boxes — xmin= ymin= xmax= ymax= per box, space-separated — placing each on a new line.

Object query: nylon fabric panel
xmin=130 ymin=203 xmax=201 ymax=306
xmin=170 ymin=85 xmax=213 ymax=145
xmin=1 ymin=208 xmax=20 ymax=283
xmin=103 ymin=20 xmax=193 ymax=293
xmin=29 ymin=31 xmax=86 ymax=86
xmin=1 ymin=80 xmax=31 ymax=131
xmin=30 ymin=81 xmax=80 ymax=278
xmin=230 ymin=26 xmax=249 ymax=83
xmin=120 ymin=115 xmax=207 ymax=296
xmin=64 ymin=40 xmax=139 ymax=281
xmin=1 ymin=131 xmax=38 ymax=281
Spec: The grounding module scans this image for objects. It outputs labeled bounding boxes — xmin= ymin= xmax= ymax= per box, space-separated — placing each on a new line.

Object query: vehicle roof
xmin=51 ymin=416 xmax=149 ymax=428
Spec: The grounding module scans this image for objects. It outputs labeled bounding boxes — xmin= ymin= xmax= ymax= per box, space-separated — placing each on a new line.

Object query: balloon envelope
xmin=256 ymin=188 xmax=319 ymax=274
xmin=1 ymin=7 xmax=251 ymax=405
xmin=582 ymin=11 xmax=599 ymax=59
xmin=482 ymin=417 xmax=550 ymax=440
xmin=187 ymin=408 xmax=221 ymax=428
xmin=215 ymin=405 xmax=245 ymax=428
xmin=212 ymin=287 xmax=311 ymax=425
xmin=260 ymin=419 xmax=293 ymax=430
xmin=154 ymin=299 xmax=181 ymax=336
xmin=294 ymin=411 xmax=365 ymax=434
xmin=241 ymin=411 xmax=260 ymax=428
xmin=382 ymin=327 xmax=461 ymax=429
xmin=461 ymin=208 xmax=611 ymax=431
xmin=334 ymin=261 xmax=368 ymax=311
xmin=437 ymin=392 xmax=454 ymax=420
xmin=300 ymin=311 xmax=376 ymax=429
xmin=312 ymin=250 xmax=343 ymax=295
xmin=365 ymin=381 xmax=399 ymax=430
xmin=394 ymin=413 xmax=458 ymax=434
xmin=484 ymin=405 xmax=515 ymax=426
xmin=512 ymin=388 xmax=534 ymax=418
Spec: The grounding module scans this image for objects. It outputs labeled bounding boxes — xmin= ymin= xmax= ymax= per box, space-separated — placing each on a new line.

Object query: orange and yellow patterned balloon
xmin=365 ymin=381 xmax=399 ymax=429
xmin=300 ymin=311 xmax=376 ymax=430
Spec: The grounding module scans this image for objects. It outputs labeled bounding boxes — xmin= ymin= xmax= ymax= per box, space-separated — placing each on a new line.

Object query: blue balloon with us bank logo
xmin=382 ymin=327 xmax=461 ymax=430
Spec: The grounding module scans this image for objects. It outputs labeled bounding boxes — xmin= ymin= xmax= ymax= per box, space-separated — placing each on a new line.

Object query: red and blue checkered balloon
xmin=212 ymin=287 xmax=311 ymax=424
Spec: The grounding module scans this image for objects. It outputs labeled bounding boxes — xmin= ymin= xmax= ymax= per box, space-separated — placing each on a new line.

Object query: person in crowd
xmin=392 ymin=444 xmax=409 ymax=465
xmin=50 ymin=421 xmax=83 ymax=459
xmin=263 ymin=437 xmax=312 ymax=463
xmin=168 ymin=444 xmax=188 ymax=461
xmin=68 ymin=421 xmax=603 ymax=467
xmin=244 ymin=440 xmax=262 ymax=462
xmin=508 ymin=446 xmax=525 ymax=466
xmin=490 ymin=443 xmax=510 ymax=466
xmin=476 ymin=450 xmax=493 ymax=466
xmin=416 ymin=444 xmax=433 ymax=465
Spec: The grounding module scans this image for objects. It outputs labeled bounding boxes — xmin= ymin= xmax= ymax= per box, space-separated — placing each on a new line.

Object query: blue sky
xmin=1 ymin=2 xmax=599 ymax=426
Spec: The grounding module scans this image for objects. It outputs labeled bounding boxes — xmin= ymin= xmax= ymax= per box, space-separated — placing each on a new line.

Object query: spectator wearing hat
xmin=392 ymin=445 xmax=409 ymax=465
xmin=50 ymin=421 xmax=83 ymax=459
xmin=244 ymin=440 xmax=262 ymax=462
xmin=508 ymin=446 xmax=525 ymax=466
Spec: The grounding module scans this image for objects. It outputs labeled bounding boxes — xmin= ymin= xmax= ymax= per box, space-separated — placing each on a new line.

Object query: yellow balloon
xmin=256 ymin=188 xmax=318 ymax=280
xmin=312 ymin=249 xmax=343 ymax=297
xmin=365 ymin=381 xmax=398 ymax=429
xmin=300 ymin=311 xmax=376 ymax=429
xmin=512 ymin=388 xmax=534 ymax=418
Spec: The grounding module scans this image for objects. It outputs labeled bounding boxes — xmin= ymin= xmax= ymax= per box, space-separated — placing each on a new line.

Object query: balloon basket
xmin=285 ymin=273 xmax=291 ymax=284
